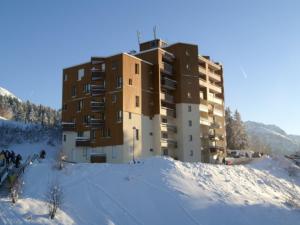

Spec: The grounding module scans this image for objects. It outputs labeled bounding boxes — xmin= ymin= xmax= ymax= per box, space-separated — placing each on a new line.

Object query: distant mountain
xmin=245 ymin=121 xmax=300 ymax=155
xmin=0 ymin=86 xmax=21 ymax=102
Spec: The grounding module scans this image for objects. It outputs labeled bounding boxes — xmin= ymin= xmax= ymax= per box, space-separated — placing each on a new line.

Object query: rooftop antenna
xmin=153 ymin=26 xmax=157 ymax=40
xmin=136 ymin=30 xmax=141 ymax=45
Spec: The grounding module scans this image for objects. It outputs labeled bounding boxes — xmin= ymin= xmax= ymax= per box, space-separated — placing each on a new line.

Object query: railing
xmin=91 ymin=85 xmax=105 ymax=96
xmin=161 ymin=62 xmax=173 ymax=75
xmin=200 ymin=118 xmax=210 ymax=126
xmin=161 ymin=138 xmax=177 ymax=148
xmin=162 ymin=52 xmax=175 ymax=62
xmin=199 ymin=104 xmax=208 ymax=112
xmin=208 ymin=95 xmax=223 ymax=105
xmin=161 ymin=107 xmax=176 ymax=118
xmin=209 ymin=83 xmax=222 ymax=93
xmin=161 ymin=122 xmax=177 ymax=133
xmin=90 ymin=119 xmax=105 ymax=128
xmin=213 ymin=109 xmax=224 ymax=117
xmin=76 ymin=137 xmax=91 ymax=147
xmin=62 ymin=122 xmax=76 ymax=131
xmin=209 ymin=72 xmax=221 ymax=82
xmin=161 ymin=77 xmax=176 ymax=90
xmin=91 ymin=71 xmax=105 ymax=81
xmin=161 ymin=92 xmax=174 ymax=104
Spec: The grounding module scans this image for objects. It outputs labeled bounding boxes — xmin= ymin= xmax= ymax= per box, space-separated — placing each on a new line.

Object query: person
xmin=15 ymin=154 xmax=22 ymax=168
xmin=222 ymin=157 xmax=226 ymax=165
xmin=0 ymin=150 xmax=5 ymax=167
xmin=11 ymin=151 xmax=16 ymax=163
xmin=4 ymin=150 xmax=10 ymax=164
xmin=40 ymin=150 xmax=46 ymax=159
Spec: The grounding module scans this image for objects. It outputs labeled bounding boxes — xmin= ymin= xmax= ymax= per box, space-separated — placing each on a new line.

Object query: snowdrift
xmin=0 ymin=144 xmax=300 ymax=225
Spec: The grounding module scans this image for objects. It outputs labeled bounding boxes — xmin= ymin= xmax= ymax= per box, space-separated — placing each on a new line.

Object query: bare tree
xmin=46 ymin=180 xmax=64 ymax=219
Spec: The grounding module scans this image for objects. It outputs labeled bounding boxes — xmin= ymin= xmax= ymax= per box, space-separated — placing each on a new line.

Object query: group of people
xmin=0 ymin=150 xmax=22 ymax=168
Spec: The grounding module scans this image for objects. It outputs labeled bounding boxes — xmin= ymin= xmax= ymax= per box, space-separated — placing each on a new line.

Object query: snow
xmin=1 ymin=144 xmax=300 ymax=225
xmin=0 ymin=86 xmax=22 ymax=102
xmin=0 ymin=116 xmax=8 ymax=120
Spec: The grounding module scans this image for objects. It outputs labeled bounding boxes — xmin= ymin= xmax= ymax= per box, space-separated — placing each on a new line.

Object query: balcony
xmin=199 ymin=66 xmax=206 ymax=74
xmin=62 ymin=122 xmax=75 ymax=131
xmin=75 ymin=137 xmax=91 ymax=147
xmin=209 ymin=83 xmax=222 ymax=93
xmin=213 ymin=108 xmax=224 ymax=117
xmin=161 ymin=122 xmax=177 ymax=133
xmin=210 ymin=122 xmax=221 ymax=129
xmin=161 ymin=107 xmax=176 ymax=118
xmin=161 ymin=62 xmax=173 ymax=75
xmin=209 ymin=145 xmax=225 ymax=153
xmin=209 ymin=72 xmax=221 ymax=82
xmin=199 ymin=79 xmax=208 ymax=88
xmin=162 ymin=52 xmax=175 ymax=63
xmin=91 ymin=85 xmax=105 ymax=96
xmin=161 ymin=77 xmax=176 ymax=90
xmin=90 ymin=118 xmax=105 ymax=129
xmin=208 ymin=95 xmax=223 ymax=105
xmin=200 ymin=118 xmax=210 ymax=126
xmin=161 ymin=92 xmax=174 ymax=104
xmin=91 ymin=71 xmax=105 ymax=81
xmin=90 ymin=101 xmax=105 ymax=112
xmin=161 ymin=138 xmax=177 ymax=148
xmin=199 ymin=104 xmax=208 ymax=113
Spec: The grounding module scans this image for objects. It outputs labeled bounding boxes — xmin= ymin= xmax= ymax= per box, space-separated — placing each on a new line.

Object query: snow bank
xmin=0 ymin=148 xmax=300 ymax=225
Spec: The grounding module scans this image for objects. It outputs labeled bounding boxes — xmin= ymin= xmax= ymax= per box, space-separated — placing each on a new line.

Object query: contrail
xmin=240 ymin=66 xmax=248 ymax=79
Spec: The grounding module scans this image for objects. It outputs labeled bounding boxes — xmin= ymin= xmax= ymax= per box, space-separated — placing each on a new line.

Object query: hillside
xmin=0 ymin=86 xmax=21 ymax=102
xmin=245 ymin=121 xmax=300 ymax=155
xmin=0 ymin=143 xmax=299 ymax=225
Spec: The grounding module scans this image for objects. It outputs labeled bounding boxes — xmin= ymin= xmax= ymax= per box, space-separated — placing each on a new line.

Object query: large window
xmin=63 ymin=74 xmax=68 ymax=81
xmin=78 ymin=69 xmax=84 ymax=80
xmin=83 ymin=84 xmax=90 ymax=93
xmin=112 ymin=94 xmax=117 ymax=103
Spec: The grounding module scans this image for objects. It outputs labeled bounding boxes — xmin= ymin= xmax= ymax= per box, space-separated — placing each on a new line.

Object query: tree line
xmin=0 ymin=95 xmax=61 ymax=127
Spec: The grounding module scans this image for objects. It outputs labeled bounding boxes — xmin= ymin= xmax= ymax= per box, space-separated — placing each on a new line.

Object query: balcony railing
xmin=161 ymin=92 xmax=174 ymax=104
xmin=161 ymin=107 xmax=176 ymax=118
xmin=208 ymin=95 xmax=223 ymax=105
xmin=161 ymin=62 xmax=173 ymax=75
xmin=200 ymin=118 xmax=210 ymax=126
xmin=161 ymin=122 xmax=177 ymax=133
xmin=213 ymin=109 xmax=224 ymax=117
xmin=209 ymin=83 xmax=222 ymax=93
xmin=90 ymin=118 xmax=105 ymax=128
xmin=209 ymin=72 xmax=221 ymax=82
xmin=90 ymin=101 xmax=105 ymax=111
xmin=92 ymin=70 xmax=105 ymax=81
xmin=62 ymin=122 xmax=76 ymax=131
xmin=161 ymin=77 xmax=176 ymax=90
xmin=75 ymin=137 xmax=91 ymax=147
xmin=199 ymin=104 xmax=208 ymax=113
xmin=161 ymin=138 xmax=177 ymax=148
xmin=91 ymin=85 xmax=105 ymax=96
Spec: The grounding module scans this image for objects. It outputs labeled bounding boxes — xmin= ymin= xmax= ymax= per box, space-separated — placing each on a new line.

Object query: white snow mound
xmin=0 ymin=144 xmax=300 ymax=225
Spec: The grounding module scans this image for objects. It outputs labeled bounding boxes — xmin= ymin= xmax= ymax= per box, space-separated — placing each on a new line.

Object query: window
xmin=101 ymin=63 xmax=106 ymax=72
xmin=63 ymin=74 xmax=68 ymax=81
xmin=189 ymin=135 xmax=193 ymax=141
xmin=63 ymin=104 xmax=67 ymax=110
xmin=190 ymin=150 xmax=194 ymax=157
xmin=77 ymin=100 xmax=83 ymax=111
xmin=117 ymin=110 xmax=122 ymax=122
xmin=129 ymin=78 xmax=133 ymax=85
xmin=188 ymin=120 xmax=192 ymax=126
xmin=149 ymin=148 xmax=154 ymax=152
xmin=149 ymin=132 xmax=153 ymax=136
xmin=91 ymin=130 xmax=96 ymax=140
xmin=63 ymin=135 xmax=66 ymax=142
xmin=77 ymin=131 xmax=83 ymax=137
xmin=187 ymin=92 xmax=191 ymax=98
xmin=71 ymin=86 xmax=77 ymax=97
xmin=186 ymin=64 xmax=190 ymax=70
xmin=78 ymin=69 xmax=84 ymax=80
xmin=112 ymin=94 xmax=117 ymax=103
xmin=163 ymin=149 xmax=168 ymax=156
xmin=135 ymin=96 xmax=140 ymax=107
xmin=83 ymin=84 xmax=90 ymax=93
xmin=188 ymin=105 xmax=192 ymax=112
xmin=116 ymin=76 xmax=122 ymax=88
xmin=112 ymin=61 xmax=117 ymax=70
xmin=135 ymin=63 xmax=139 ymax=74
xmin=83 ymin=115 xmax=90 ymax=124
xmin=128 ymin=112 xmax=132 ymax=119
xmin=135 ymin=129 xmax=139 ymax=140
xmin=100 ymin=128 xmax=111 ymax=137
xmin=162 ymin=133 xmax=168 ymax=139
xmin=100 ymin=112 xmax=105 ymax=120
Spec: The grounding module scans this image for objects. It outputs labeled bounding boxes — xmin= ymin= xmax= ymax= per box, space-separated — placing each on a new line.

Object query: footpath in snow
xmin=0 ymin=143 xmax=300 ymax=225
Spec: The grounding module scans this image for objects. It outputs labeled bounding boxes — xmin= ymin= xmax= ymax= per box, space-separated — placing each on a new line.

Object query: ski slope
xmin=0 ymin=143 xmax=300 ymax=225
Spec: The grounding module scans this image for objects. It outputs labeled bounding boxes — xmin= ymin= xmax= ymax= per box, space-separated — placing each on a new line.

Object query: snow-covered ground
xmin=0 ymin=143 xmax=300 ymax=225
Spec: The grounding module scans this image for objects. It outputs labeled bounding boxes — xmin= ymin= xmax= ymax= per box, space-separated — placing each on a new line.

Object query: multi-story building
xmin=62 ymin=39 xmax=226 ymax=163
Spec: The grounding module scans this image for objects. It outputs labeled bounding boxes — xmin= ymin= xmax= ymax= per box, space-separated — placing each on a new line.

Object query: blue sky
xmin=0 ymin=0 xmax=300 ymax=134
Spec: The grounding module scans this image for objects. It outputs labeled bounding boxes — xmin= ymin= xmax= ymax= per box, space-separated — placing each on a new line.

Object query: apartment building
xmin=61 ymin=39 xmax=226 ymax=163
